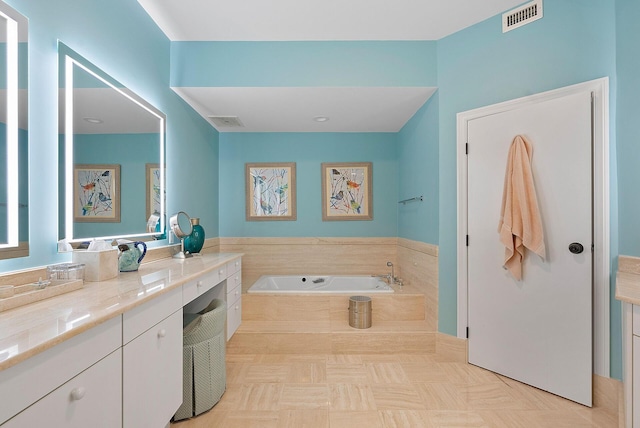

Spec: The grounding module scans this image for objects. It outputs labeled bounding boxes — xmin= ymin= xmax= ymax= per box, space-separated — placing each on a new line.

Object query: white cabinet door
xmin=123 ymin=310 xmax=183 ymax=428
xmin=3 ymin=349 xmax=122 ymax=428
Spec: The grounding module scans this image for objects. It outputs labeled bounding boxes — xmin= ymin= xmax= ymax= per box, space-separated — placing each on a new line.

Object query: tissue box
xmin=72 ymin=249 xmax=118 ymax=282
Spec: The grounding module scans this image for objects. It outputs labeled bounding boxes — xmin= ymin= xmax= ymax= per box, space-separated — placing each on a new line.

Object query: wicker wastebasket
xmin=174 ymin=298 xmax=227 ymax=421
xmin=348 ymin=295 xmax=372 ymax=329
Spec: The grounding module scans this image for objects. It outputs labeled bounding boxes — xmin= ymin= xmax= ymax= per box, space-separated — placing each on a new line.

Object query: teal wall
xmin=436 ymin=0 xmax=619 ymax=376
xmin=171 ymin=41 xmax=438 ymax=87
xmin=397 ymin=94 xmax=439 ymax=244
xmin=616 ymin=0 xmax=640 ymax=257
xmin=0 ymin=0 xmax=218 ymax=272
xmin=219 ymin=133 xmax=398 ymax=237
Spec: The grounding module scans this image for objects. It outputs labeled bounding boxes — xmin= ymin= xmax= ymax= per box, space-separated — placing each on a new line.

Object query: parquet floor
xmin=171 ymin=343 xmax=619 ymax=427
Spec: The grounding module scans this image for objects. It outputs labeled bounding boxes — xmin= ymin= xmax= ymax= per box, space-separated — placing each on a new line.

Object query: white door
xmin=467 ymin=91 xmax=593 ymax=406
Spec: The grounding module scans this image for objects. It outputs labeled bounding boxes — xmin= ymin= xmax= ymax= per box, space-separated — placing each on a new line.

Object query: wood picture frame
xmin=321 ymin=162 xmax=373 ymax=221
xmin=246 ymin=162 xmax=297 ymax=221
xmin=73 ymin=164 xmax=120 ymax=222
xmin=146 ymin=163 xmax=162 ymax=219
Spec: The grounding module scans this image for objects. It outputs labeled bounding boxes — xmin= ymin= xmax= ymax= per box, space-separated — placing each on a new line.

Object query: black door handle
xmin=568 ymin=242 xmax=584 ymax=254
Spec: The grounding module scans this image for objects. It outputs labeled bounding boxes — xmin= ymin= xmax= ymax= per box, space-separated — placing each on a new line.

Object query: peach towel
xmin=498 ymin=135 xmax=545 ymax=280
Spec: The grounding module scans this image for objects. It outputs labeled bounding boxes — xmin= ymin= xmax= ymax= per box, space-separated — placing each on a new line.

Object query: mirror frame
xmin=59 ymin=43 xmax=166 ymax=244
xmin=0 ymin=1 xmax=28 ymax=259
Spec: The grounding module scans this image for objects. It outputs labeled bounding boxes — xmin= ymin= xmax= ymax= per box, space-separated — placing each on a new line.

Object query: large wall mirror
xmin=58 ymin=43 xmax=165 ymax=246
xmin=0 ymin=1 xmax=28 ymax=259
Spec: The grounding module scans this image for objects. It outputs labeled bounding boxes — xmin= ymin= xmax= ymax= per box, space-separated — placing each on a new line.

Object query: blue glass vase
xmin=184 ymin=217 xmax=205 ymax=254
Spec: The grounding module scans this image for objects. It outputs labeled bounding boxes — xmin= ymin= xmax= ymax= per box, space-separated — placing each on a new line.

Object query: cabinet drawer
xmin=123 ymin=286 xmax=181 ymax=345
xmin=3 ymin=349 xmax=122 ymax=428
xmin=0 ymin=315 xmax=122 ymax=425
xmin=227 ymin=298 xmax=242 ymax=340
xmin=182 ymin=269 xmax=221 ymax=305
xmin=227 ymin=270 xmax=242 ymax=290
xmin=227 ymin=258 xmax=242 ymax=275
xmin=123 ymin=309 xmax=183 ymax=428
xmin=227 ymin=281 xmax=242 ymax=304
xmin=216 ymin=264 xmax=228 ymax=280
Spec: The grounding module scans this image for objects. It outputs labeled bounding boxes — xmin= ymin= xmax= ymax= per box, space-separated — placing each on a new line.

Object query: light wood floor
xmin=171 ymin=345 xmax=618 ymax=427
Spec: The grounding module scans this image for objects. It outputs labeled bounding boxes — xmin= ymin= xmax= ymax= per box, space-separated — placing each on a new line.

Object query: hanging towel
xmin=498 ymin=135 xmax=545 ymax=280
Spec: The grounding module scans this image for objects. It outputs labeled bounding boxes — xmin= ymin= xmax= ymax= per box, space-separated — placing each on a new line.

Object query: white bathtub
xmin=247 ymin=275 xmax=394 ymax=294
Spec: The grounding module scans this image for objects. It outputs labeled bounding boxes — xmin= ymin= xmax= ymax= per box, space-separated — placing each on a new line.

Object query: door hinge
xmin=466 ymin=235 xmax=469 ymax=246
xmin=466 ymin=327 xmax=469 ymax=338
xmin=465 ymin=143 xmax=469 ymax=155
xmin=591 ymin=243 xmax=594 ymax=252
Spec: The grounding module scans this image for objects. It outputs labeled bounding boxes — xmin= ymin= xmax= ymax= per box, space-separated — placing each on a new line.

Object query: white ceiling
xmin=173 ymin=86 xmax=437 ymax=133
xmin=138 ymin=0 xmax=526 ymax=132
xmin=138 ymin=0 xmax=525 ymax=42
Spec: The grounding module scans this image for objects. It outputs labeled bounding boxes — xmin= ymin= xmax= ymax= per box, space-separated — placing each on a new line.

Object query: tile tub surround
xmin=219 ymin=237 xmax=438 ymax=329
xmin=0 ymin=252 xmax=240 ymax=372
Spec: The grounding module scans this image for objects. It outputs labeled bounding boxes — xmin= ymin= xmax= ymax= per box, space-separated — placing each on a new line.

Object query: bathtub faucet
xmin=386 ymin=261 xmax=395 ymax=284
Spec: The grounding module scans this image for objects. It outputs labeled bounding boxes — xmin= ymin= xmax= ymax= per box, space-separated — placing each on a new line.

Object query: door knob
xmin=568 ymin=242 xmax=584 ymax=254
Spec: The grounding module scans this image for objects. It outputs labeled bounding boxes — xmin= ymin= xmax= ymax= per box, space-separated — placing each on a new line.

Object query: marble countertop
xmin=0 ymin=252 xmax=241 ymax=372
xmin=616 ymin=270 xmax=640 ymax=306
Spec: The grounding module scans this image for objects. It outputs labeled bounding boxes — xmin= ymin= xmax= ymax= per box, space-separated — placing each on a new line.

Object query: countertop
xmin=616 ymin=270 xmax=640 ymax=306
xmin=0 ymin=252 xmax=241 ymax=372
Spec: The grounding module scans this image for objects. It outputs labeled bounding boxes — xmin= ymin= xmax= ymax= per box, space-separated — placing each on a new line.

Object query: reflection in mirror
xmin=0 ymin=1 xmax=28 ymax=259
xmin=58 ymin=43 xmax=165 ymax=246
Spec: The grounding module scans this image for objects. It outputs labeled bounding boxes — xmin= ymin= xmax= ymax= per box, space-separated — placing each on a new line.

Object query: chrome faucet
xmin=387 ymin=261 xmax=395 ymax=283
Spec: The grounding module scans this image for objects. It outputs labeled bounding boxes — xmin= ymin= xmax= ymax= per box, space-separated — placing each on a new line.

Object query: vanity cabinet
xmin=3 ymin=349 xmax=122 ymax=428
xmin=0 ymin=254 xmax=242 ymax=428
xmin=0 ymin=315 xmax=122 ymax=426
xmin=624 ymin=303 xmax=640 ymax=427
xmin=122 ymin=287 xmax=183 ymax=428
xmin=226 ymin=258 xmax=242 ymax=340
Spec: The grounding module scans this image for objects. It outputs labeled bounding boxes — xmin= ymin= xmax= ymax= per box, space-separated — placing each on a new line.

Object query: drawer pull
xmin=235 ymin=275 xmax=240 ymax=281
xmin=235 ymin=261 xmax=240 ymax=267
xmin=158 ymin=329 xmax=167 ymax=338
xmin=219 ymin=269 xmax=224 ymax=275
xmin=70 ymin=387 xmax=86 ymax=401
xmin=235 ymin=290 xmax=240 ymax=296
xmin=235 ymin=305 xmax=240 ymax=311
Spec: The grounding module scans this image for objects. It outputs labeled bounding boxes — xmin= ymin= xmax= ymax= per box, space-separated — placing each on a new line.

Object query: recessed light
xmin=313 ymin=116 xmax=329 ymax=123
xmin=83 ymin=117 xmax=103 ymax=124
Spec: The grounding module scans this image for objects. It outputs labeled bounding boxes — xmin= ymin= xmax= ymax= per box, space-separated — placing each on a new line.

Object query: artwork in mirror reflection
xmin=0 ymin=1 xmax=28 ymax=259
xmin=58 ymin=43 xmax=165 ymax=244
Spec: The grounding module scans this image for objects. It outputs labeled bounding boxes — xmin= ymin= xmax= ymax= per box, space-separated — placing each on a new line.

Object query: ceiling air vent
xmin=208 ymin=116 xmax=244 ymax=128
xmin=503 ymin=0 xmax=543 ymax=33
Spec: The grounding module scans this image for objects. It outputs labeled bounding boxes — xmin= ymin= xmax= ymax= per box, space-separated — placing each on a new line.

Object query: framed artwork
xmin=321 ymin=162 xmax=373 ymax=221
xmin=146 ymin=163 xmax=163 ymax=219
xmin=74 ymin=164 xmax=120 ymax=222
xmin=246 ymin=162 xmax=296 ymax=221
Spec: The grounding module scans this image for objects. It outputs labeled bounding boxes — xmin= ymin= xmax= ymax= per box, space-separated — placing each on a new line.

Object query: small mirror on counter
xmin=58 ymin=42 xmax=166 ymax=248
xmin=0 ymin=1 xmax=28 ymax=260
xmin=170 ymin=211 xmax=193 ymax=259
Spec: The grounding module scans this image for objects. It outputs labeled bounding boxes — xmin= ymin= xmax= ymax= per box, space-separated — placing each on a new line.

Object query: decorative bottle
xmin=184 ymin=217 xmax=205 ymax=254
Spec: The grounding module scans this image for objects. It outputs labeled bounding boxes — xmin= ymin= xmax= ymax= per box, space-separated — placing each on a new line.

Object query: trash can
xmin=348 ymin=295 xmax=372 ymax=329
xmin=174 ymin=298 xmax=227 ymax=421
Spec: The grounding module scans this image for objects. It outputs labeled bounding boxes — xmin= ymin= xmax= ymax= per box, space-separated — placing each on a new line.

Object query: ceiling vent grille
xmin=503 ymin=0 xmax=543 ymax=33
xmin=208 ymin=116 xmax=244 ymax=128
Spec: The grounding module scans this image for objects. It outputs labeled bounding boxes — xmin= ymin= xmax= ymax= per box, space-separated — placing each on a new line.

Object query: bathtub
xmin=247 ymin=275 xmax=394 ymax=294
